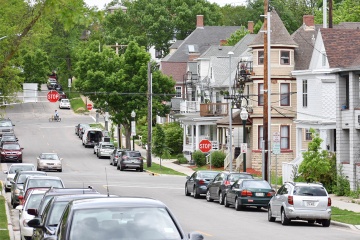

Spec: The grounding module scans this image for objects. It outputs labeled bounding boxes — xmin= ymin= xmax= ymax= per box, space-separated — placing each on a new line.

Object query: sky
xmin=84 ymin=0 xmax=246 ymax=9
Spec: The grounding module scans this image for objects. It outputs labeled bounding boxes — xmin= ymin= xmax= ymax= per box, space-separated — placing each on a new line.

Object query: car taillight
xmin=267 ymin=190 xmax=276 ymax=197
xmin=198 ymin=179 xmax=205 ymax=185
xmin=224 ymin=180 xmax=231 ymax=186
xmin=328 ymin=197 xmax=331 ymax=206
xmin=241 ymin=190 xmax=252 ymax=197
xmin=123 ymin=156 xmax=128 ymax=160
xmin=288 ymin=196 xmax=293 ymax=205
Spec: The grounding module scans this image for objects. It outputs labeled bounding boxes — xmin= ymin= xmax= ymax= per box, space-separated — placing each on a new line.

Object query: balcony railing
xmin=200 ymin=103 xmax=228 ymax=117
xmin=180 ymin=100 xmax=199 ymax=113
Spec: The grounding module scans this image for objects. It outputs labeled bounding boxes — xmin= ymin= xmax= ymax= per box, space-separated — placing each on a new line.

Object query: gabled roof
xmin=163 ymin=26 xmax=240 ymax=62
xmin=321 ymin=28 xmax=360 ymax=68
xmin=249 ymin=10 xmax=297 ymax=47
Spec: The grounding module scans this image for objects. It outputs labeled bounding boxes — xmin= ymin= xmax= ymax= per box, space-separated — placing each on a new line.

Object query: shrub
xmin=333 ymin=164 xmax=350 ymax=196
xmin=210 ymin=151 xmax=225 ymax=168
xmin=177 ymin=157 xmax=188 ymax=164
xmin=192 ymin=150 xmax=206 ymax=167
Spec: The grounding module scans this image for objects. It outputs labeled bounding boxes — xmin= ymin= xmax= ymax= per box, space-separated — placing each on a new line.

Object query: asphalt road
xmin=1 ymin=92 xmax=360 ymax=240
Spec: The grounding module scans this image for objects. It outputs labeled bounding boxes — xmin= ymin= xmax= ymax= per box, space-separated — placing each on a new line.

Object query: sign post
xmin=47 ymin=90 xmax=59 ymax=103
xmin=272 ymin=132 xmax=281 ymax=190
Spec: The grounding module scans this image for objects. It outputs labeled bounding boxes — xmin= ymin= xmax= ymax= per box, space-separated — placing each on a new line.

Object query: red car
xmin=58 ymin=91 xmax=67 ymax=101
xmin=0 ymin=142 xmax=24 ymax=163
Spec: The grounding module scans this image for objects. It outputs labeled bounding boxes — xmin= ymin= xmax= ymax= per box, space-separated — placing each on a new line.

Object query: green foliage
xmin=152 ymin=124 xmax=171 ymax=159
xmin=163 ymin=122 xmax=183 ymax=154
xmin=177 ymin=156 xmax=189 ymax=164
xmin=225 ymin=26 xmax=249 ymax=46
xmin=192 ymin=150 xmax=206 ymax=167
xmin=333 ymin=164 xmax=351 ymax=196
xmin=210 ymin=151 xmax=226 ymax=168
xmin=21 ymin=49 xmax=50 ymax=86
xmin=298 ymin=129 xmax=335 ymax=190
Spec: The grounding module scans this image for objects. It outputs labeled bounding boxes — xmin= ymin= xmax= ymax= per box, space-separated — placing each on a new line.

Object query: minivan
xmin=82 ymin=128 xmax=103 ymax=148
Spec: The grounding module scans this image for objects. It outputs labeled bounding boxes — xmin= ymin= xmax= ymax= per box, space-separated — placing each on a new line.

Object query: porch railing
xmin=200 ymin=103 xmax=228 ymax=117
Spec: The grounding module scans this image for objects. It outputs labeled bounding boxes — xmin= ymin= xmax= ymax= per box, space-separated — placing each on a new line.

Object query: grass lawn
xmin=0 ymin=194 xmax=10 ymax=240
xmin=144 ymin=162 xmax=186 ymax=176
xmin=331 ymin=207 xmax=360 ymax=225
xmin=70 ymin=97 xmax=88 ymax=113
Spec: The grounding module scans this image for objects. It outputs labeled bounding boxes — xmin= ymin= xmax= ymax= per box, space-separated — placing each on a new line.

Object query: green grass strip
xmin=331 ymin=207 xmax=360 ymax=225
xmin=143 ymin=162 xmax=186 ymax=176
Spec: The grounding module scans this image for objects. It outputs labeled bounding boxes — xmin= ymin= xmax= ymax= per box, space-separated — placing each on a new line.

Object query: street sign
xmin=86 ymin=103 xmax=93 ymax=111
xmin=199 ymin=139 xmax=212 ymax=153
xmin=273 ymin=132 xmax=280 ymax=142
xmin=273 ymin=132 xmax=281 ymax=155
xmin=47 ymin=90 xmax=59 ymax=103
xmin=241 ymin=143 xmax=247 ymax=153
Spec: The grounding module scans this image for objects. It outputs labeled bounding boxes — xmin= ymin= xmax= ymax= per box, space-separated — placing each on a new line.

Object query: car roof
xmin=288 ymin=182 xmax=324 ymax=187
xmin=9 ymin=163 xmax=34 ymax=167
xmin=15 ymin=170 xmax=46 ymax=176
xmin=52 ymin=194 xmax=114 ymax=202
xmin=43 ymin=187 xmax=98 ymax=196
xmin=26 ymin=175 xmax=62 ymax=180
xmin=69 ymin=197 xmax=166 ymax=210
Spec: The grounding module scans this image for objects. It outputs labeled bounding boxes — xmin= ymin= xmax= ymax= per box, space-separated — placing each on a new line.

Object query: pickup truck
xmin=94 ymin=142 xmax=115 ymax=159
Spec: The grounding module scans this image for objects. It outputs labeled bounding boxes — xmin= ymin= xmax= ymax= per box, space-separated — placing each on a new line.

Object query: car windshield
xmin=18 ymin=173 xmax=45 ymax=183
xmin=9 ymin=165 xmax=33 ymax=174
xmin=3 ymin=144 xmax=20 ymax=150
xmin=128 ymin=152 xmax=141 ymax=157
xmin=48 ymin=202 xmax=68 ymax=226
xmin=229 ymin=174 xmax=253 ymax=182
xmin=69 ymin=207 xmax=182 ymax=240
xmin=40 ymin=154 xmax=59 ymax=160
xmin=293 ymin=186 xmax=328 ymax=196
xmin=62 ymin=99 xmax=69 ymax=103
xmin=25 ymin=193 xmax=45 ymax=210
xmin=0 ymin=121 xmax=12 ymax=127
xmin=199 ymin=172 xmax=218 ymax=179
xmin=28 ymin=179 xmax=63 ymax=189
xmin=243 ymin=180 xmax=271 ymax=189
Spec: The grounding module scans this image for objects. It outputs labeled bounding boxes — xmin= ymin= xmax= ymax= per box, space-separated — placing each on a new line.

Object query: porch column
xmin=191 ymin=125 xmax=195 ymax=151
xmin=183 ymin=124 xmax=187 ymax=150
xmin=319 ymin=129 xmax=327 ymax=150
xmin=296 ymin=127 xmax=303 ymax=157
xmin=195 ymin=124 xmax=200 ymax=151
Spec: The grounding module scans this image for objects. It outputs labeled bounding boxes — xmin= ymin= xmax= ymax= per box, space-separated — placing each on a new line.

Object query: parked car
xmin=47 ymin=81 xmax=57 ymax=90
xmin=77 ymin=123 xmax=90 ymax=139
xmin=82 ymin=128 xmax=103 ymax=148
xmin=116 ymin=150 xmax=143 ymax=172
xmin=30 ymin=194 xmax=113 ymax=240
xmin=10 ymin=171 xmax=47 ymax=208
xmin=0 ymin=118 xmax=15 ymax=137
xmin=21 ymin=176 xmax=65 ymax=203
xmin=94 ymin=142 xmax=115 ymax=159
xmin=37 ymin=153 xmax=63 ymax=172
xmin=0 ymin=132 xmax=18 ymax=141
xmin=206 ymin=172 xmax=254 ymax=204
xmin=185 ymin=170 xmax=219 ymax=199
xmin=59 ymin=99 xmax=70 ymax=109
xmin=16 ymin=188 xmax=48 ymax=240
xmin=30 ymin=187 xmax=99 ymax=218
xmin=0 ymin=134 xmax=18 ymax=148
xmin=3 ymin=163 xmax=35 ymax=192
xmin=267 ymin=182 xmax=332 ymax=227
xmin=28 ymin=197 xmax=204 ymax=240
xmin=224 ymin=179 xmax=275 ymax=210
xmin=109 ymin=148 xmax=129 ymax=166
xmin=0 ymin=142 xmax=24 ymax=163
xmin=57 ymin=91 xmax=67 ymax=101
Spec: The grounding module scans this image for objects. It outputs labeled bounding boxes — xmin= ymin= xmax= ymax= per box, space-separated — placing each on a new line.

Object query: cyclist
xmin=54 ymin=110 xmax=59 ymax=121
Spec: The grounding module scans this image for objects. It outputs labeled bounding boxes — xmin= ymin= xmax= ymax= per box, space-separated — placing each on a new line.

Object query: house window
xmin=280 ymin=51 xmax=290 ymax=65
xmin=200 ymin=125 xmax=205 ymax=135
xmin=305 ymin=129 xmax=312 ymax=141
xmin=258 ymin=125 xmax=264 ymax=149
xmin=175 ymin=86 xmax=182 ymax=98
xmin=258 ymin=51 xmax=264 ymax=65
xmin=258 ymin=83 xmax=264 ymax=106
xmin=280 ymin=125 xmax=290 ymax=149
xmin=302 ymin=80 xmax=308 ymax=107
xmin=280 ymin=83 xmax=290 ymax=106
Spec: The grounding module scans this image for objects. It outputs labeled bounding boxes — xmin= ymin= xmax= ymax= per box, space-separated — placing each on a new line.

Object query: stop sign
xmin=86 ymin=103 xmax=93 ymax=111
xmin=199 ymin=139 xmax=212 ymax=153
xmin=47 ymin=90 xmax=59 ymax=103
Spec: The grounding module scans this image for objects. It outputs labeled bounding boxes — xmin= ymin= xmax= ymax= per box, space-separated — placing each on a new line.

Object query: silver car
xmin=3 ymin=163 xmax=35 ymax=192
xmin=268 ymin=182 xmax=331 ymax=227
xmin=37 ymin=153 xmax=63 ymax=172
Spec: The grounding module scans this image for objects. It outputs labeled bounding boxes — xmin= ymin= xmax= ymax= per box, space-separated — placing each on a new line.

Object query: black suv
xmin=116 ymin=150 xmax=143 ymax=172
xmin=206 ymin=172 xmax=253 ymax=204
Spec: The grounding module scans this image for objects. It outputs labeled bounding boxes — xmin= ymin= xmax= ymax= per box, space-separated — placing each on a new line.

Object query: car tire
xmin=117 ymin=164 xmax=120 ymax=170
xmin=12 ymin=199 xmax=17 ymax=209
xmin=119 ymin=165 xmax=124 ymax=171
xmin=219 ymin=192 xmax=224 ymax=205
xmin=224 ymin=195 xmax=230 ymax=208
xmin=139 ymin=168 xmax=143 ymax=172
xmin=235 ymin=198 xmax=242 ymax=211
xmin=206 ymin=190 xmax=213 ymax=202
xmin=93 ymin=150 xmax=96 ymax=154
xmin=193 ymin=186 xmax=200 ymax=199
xmin=281 ymin=209 xmax=290 ymax=225
xmin=58 ymin=169 xmax=62 ymax=172
xmin=4 ymin=187 xmax=10 ymax=193
xmin=19 ymin=160 xmax=22 ymax=163
xmin=268 ymin=206 xmax=276 ymax=222
xmin=185 ymin=184 xmax=190 ymax=196
xmin=110 ymin=160 xmax=113 ymax=165
xmin=322 ymin=219 xmax=331 ymax=227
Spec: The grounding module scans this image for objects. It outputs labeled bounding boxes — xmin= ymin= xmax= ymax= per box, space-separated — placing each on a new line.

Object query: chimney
xmin=303 ymin=15 xmax=315 ymax=28
xmin=220 ymin=39 xmax=227 ymax=46
xmin=248 ymin=21 xmax=254 ymax=34
xmin=196 ymin=15 xmax=204 ymax=28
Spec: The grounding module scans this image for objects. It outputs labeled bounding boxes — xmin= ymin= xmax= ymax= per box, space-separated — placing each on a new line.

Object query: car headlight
xmin=16 ymin=152 xmax=22 ymax=155
xmin=7 ymin=177 xmax=13 ymax=181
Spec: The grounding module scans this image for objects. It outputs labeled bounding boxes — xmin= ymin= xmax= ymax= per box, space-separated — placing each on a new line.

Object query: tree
xmin=163 ymin=122 xmax=183 ymax=155
xmin=21 ymin=49 xmax=50 ymax=87
xmin=298 ymin=129 xmax=335 ymax=189
xmin=152 ymin=124 xmax=171 ymax=169
xmin=225 ymin=26 xmax=249 ymax=46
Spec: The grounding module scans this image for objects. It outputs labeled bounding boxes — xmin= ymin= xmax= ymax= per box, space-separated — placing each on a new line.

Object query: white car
xmin=17 ymin=188 xmax=48 ymax=240
xmin=36 ymin=153 xmax=63 ymax=172
xmin=3 ymin=163 xmax=36 ymax=192
xmin=59 ymin=99 xmax=70 ymax=109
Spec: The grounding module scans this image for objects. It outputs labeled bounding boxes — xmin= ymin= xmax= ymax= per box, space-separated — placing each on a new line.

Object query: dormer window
xmin=258 ymin=51 xmax=264 ymax=65
xmin=280 ymin=51 xmax=290 ymax=65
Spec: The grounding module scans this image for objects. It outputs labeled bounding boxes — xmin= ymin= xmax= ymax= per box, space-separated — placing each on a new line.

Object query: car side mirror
xmin=3 ymin=170 xmax=8 ymax=174
xmin=27 ymin=218 xmax=42 ymax=228
xmin=186 ymin=176 xmax=190 ymax=180
xmin=15 ymin=205 xmax=23 ymax=211
xmin=27 ymin=208 xmax=38 ymax=216
xmin=188 ymin=232 xmax=204 ymax=240
xmin=10 ymin=180 xmax=15 ymax=184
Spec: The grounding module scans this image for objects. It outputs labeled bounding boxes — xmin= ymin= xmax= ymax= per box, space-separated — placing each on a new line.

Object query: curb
xmin=144 ymin=169 xmax=160 ymax=176
xmin=331 ymin=220 xmax=359 ymax=230
xmin=1 ymin=181 xmax=14 ymax=240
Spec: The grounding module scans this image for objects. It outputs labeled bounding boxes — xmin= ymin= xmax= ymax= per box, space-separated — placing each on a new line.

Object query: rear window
xmin=199 ymin=172 xmax=218 ymax=179
xmin=293 ymin=186 xmax=327 ymax=196
xmin=9 ymin=165 xmax=33 ymax=173
xmin=102 ymin=145 xmax=114 ymax=149
xmin=243 ymin=180 xmax=271 ymax=189
xmin=229 ymin=174 xmax=253 ymax=182
xmin=128 ymin=152 xmax=141 ymax=157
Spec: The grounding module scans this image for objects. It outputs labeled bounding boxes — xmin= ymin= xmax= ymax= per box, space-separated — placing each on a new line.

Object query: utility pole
xmin=147 ymin=62 xmax=152 ymax=167
xmin=263 ymin=0 xmax=269 ymax=182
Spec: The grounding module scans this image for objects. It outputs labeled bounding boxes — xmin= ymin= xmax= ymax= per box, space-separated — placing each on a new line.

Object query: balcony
xmin=200 ymin=103 xmax=228 ymax=117
xmin=180 ymin=101 xmax=199 ymax=113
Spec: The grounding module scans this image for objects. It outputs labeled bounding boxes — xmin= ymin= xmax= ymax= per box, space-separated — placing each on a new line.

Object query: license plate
xmin=306 ymin=201 xmax=315 ymax=207
xmin=255 ymin=192 xmax=264 ymax=197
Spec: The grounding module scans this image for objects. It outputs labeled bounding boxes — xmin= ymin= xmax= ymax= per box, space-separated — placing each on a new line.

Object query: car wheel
xmin=58 ymin=169 xmax=62 ymax=172
xmin=139 ymin=168 xmax=143 ymax=172
xmin=19 ymin=160 xmax=22 ymax=163
xmin=117 ymin=164 xmax=120 ymax=170
xmin=219 ymin=192 xmax=224 ymax=205
xmin=185 ymin=184 xmax=190 ymax=196
xmin=224 ymin=195 xmax=230 ymax=208
xmin=12 ymin=199 xmax=17 ymax=209
xmin=206 ymin=190 xmax=213 ymax=202
xmin=281 ymin=209 xmax=290 ymax=225
xmin=193 ymin=186 xmax=200 ymax=199
xmin=322 ymin=219 xmax=331 ymax=227
xmin=235 ymin=198 xmax=242 ymax=211
xmin=97 ymin=153 xmax=100 ymax=158
xmin=268 ymin=206 xmax=276 ymax=222
xmin=93 ymin=149 xmax=96 ymax=154
xmin=4 ymin=187 xmax=10 ymax=193
xmin=119 ymin=165 xmax=124 ymax=171
xmin=110 ymin=160 xmax=112 ymax=165
xmin=308 ymin=220 xmax=315 ymax=224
